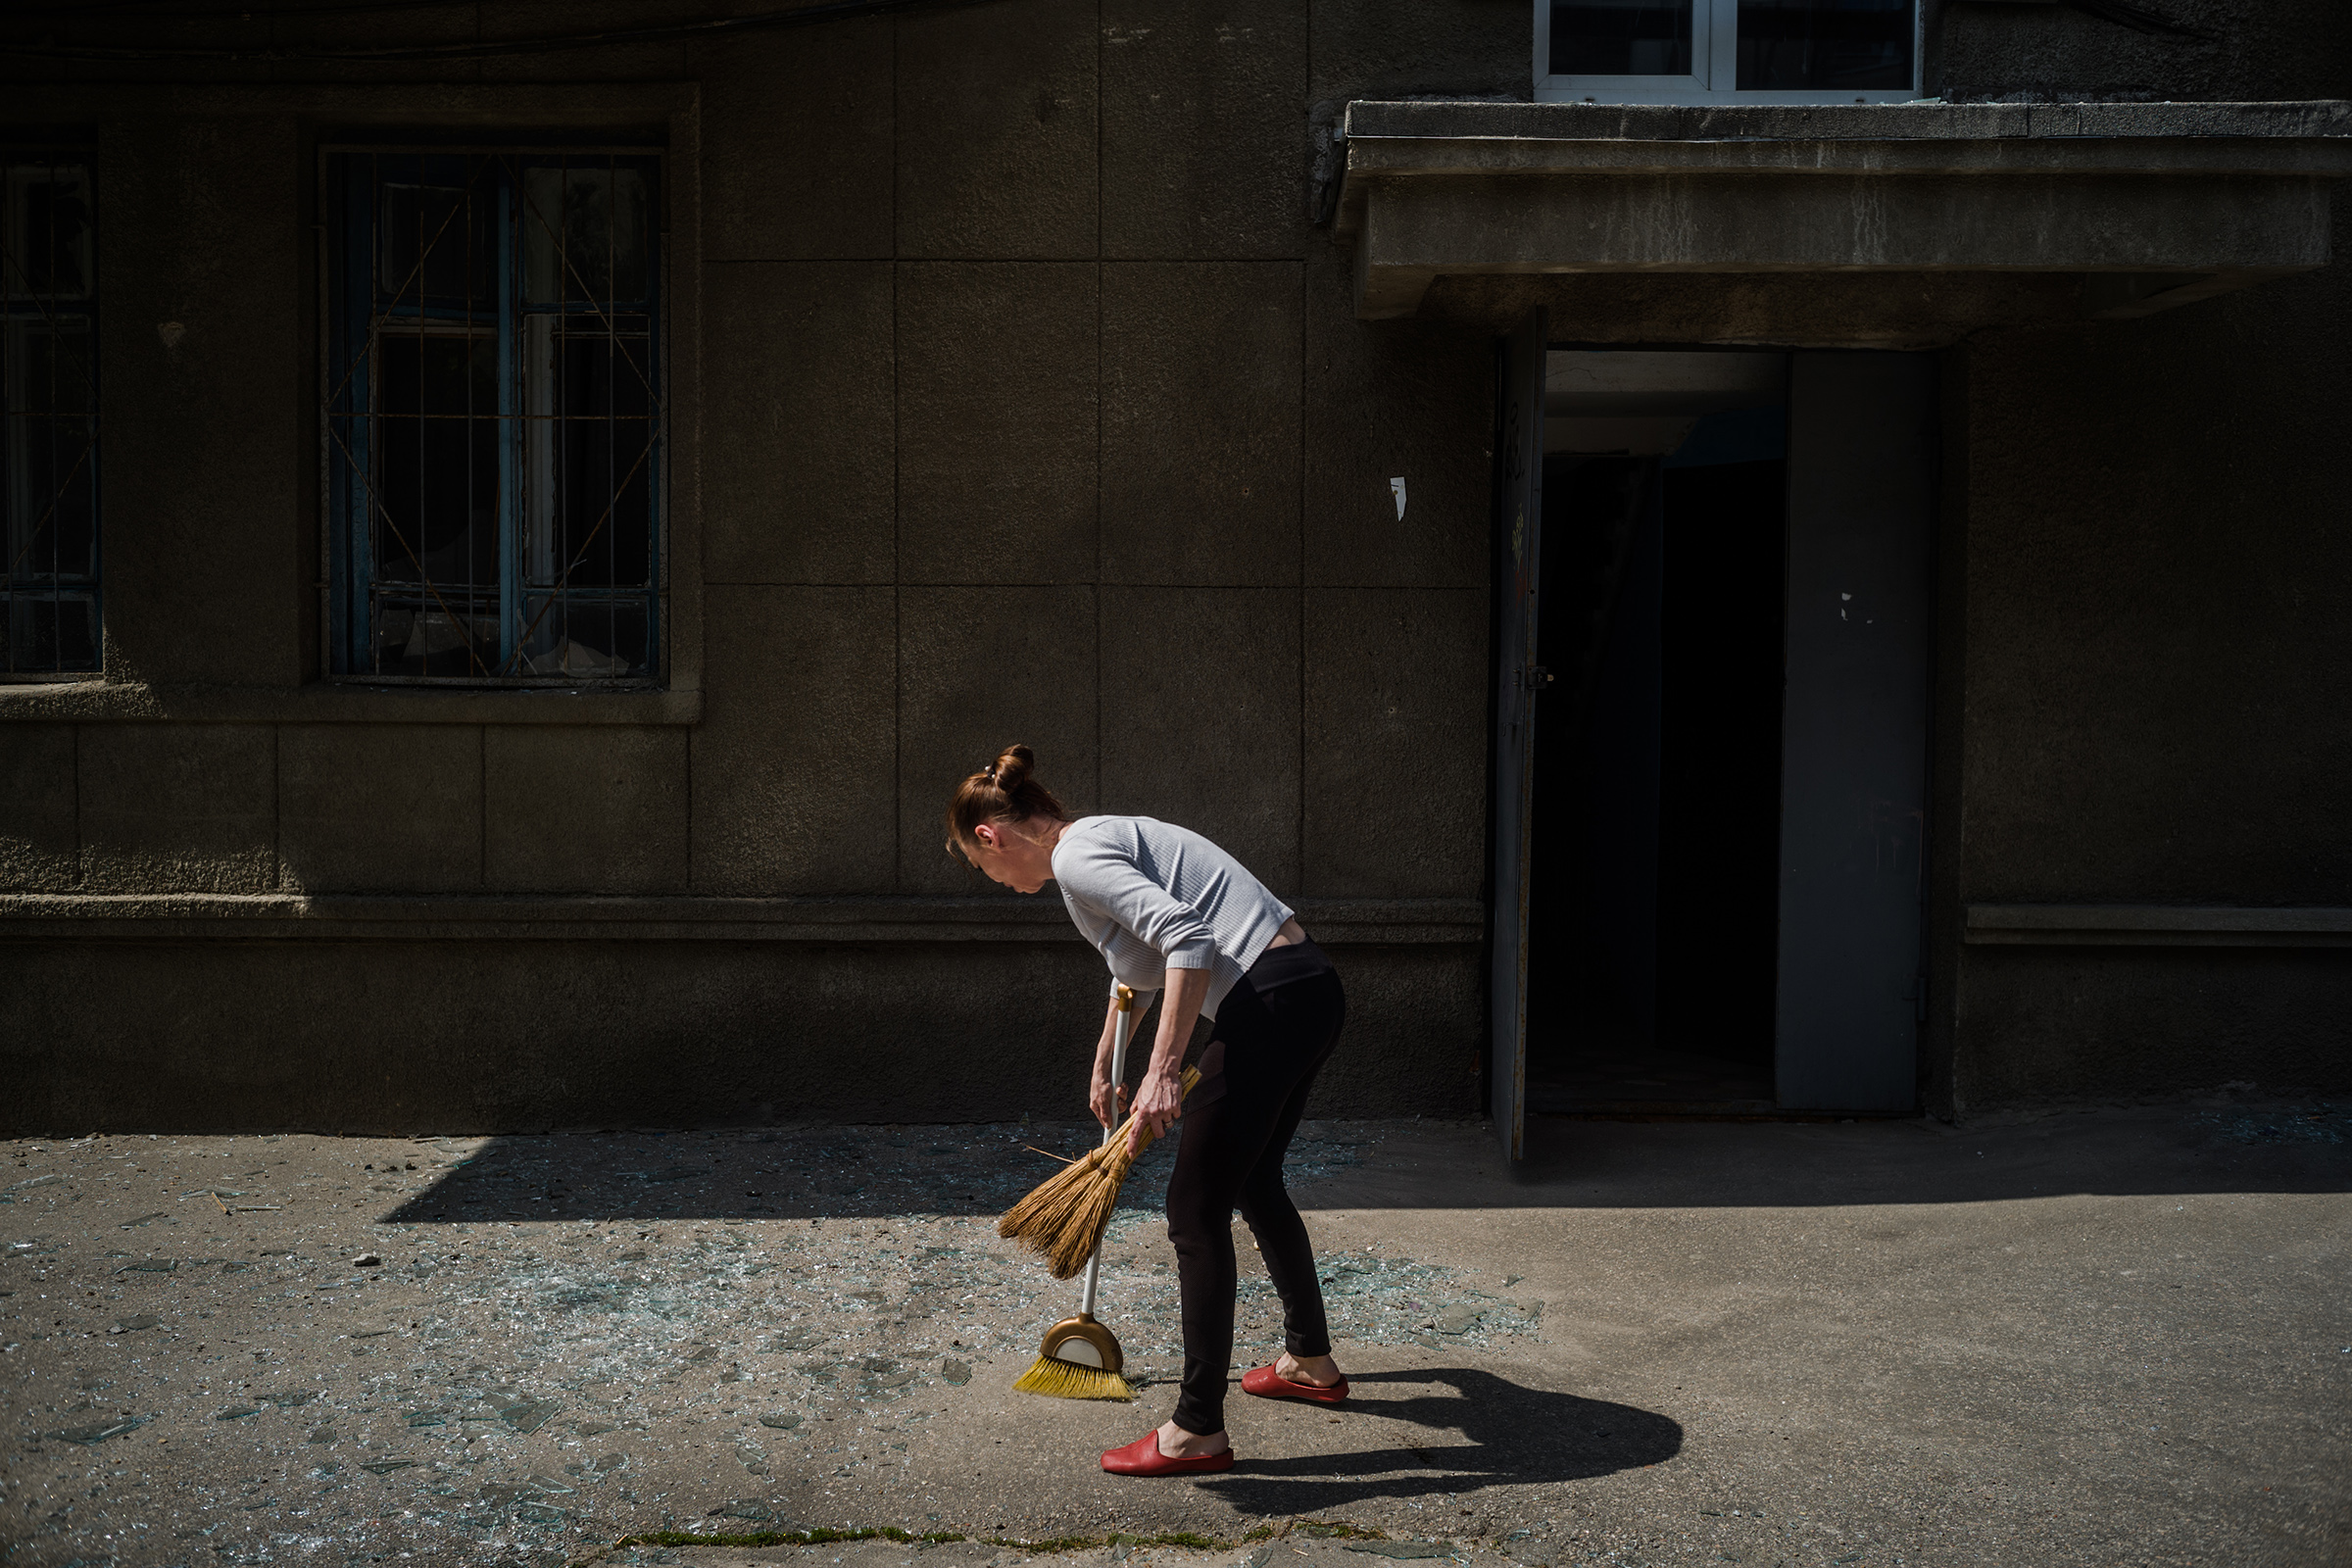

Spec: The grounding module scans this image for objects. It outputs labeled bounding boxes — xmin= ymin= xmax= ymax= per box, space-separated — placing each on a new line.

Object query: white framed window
xmin=1536 ymin=0 xmax=1920 ymax=104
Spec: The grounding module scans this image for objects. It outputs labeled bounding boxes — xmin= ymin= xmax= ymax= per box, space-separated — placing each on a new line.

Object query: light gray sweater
xmin=1050 ymin=815 xmax=1297 ymax=1020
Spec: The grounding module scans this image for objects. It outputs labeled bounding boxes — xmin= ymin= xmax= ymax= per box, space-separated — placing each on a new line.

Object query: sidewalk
xmin=3 ymin=1099 xmax=2346 ymax=1567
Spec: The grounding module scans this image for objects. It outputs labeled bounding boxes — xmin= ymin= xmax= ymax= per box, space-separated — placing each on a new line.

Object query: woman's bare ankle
xmin=1277 ymin=1351 xmax=1341 ymax=1388
xmin=1156 ymin=1419 xmax=1229 ymax=1457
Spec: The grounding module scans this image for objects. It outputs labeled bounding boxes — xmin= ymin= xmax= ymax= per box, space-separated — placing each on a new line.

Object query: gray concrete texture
xmin=1102 ymin=264 xmax=1304 ymax=587
xmin=696 ymin=20 xmax=895 ymax=264
xmin=897 ymin=0 xmax=1102 ymax=260
xmin=1417 ymin=270 xmax=2092 ymax=349
xmin=702 ymin=263 xmax=898 ymax=586
xmin=1936 ymin=0 xmax=2352 ymax=105
xmin=93 ymin=113 xmax=304 ymax=691
xmin=0 ymin=726 xmax=76 ymax=892
xmin=3 ymin=1102 xmax=2346 ymax=1565
xmin=1952 ymin=203 xmax=2352 ymax=907
xmin=75 ymin=724 xmax=278 ymax=894
xmin=692 ymin=586 xmax=900 ymax=898
xmin=897 ymin=264 xmax=1102 ymax=580
xmin=1948 ymin=948 xmax=2352 ymax=1109
xmin=1102 ymin=2 xmax=1314 ymax=260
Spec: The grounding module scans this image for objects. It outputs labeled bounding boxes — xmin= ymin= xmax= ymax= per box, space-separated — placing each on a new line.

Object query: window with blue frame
xmin=2 ymin=153 xmax=98 ymax=677
xmin=1538 ymin=0 xmax=1917 ymax=103
xmin=324 ymin=149 xmax=663 ymax=682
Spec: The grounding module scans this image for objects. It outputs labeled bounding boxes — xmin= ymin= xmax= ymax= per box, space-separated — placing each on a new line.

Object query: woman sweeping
xmin=947 ymin=745 xmax=1350 ymax=1476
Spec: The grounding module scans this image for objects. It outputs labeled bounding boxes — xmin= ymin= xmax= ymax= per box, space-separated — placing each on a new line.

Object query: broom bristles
xmin=1011 ymin=1353 xmax=1134 ymax=1401
xmin=1000 ymin=1065 xmax=1200 ymax=1279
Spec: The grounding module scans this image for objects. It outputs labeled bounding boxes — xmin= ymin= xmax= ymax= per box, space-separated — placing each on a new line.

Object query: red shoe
xmin=1100 ymin=1431 xmax=1235 ymax=1476
xmin=1241 ymin=1363 xmax=1349 ymax=1403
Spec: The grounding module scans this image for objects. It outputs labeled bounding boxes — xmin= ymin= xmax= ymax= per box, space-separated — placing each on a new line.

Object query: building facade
xmin=1 ymin=1 xmax=2346 ymax=1139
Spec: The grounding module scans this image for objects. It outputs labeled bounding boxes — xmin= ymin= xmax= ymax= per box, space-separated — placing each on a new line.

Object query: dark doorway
xmin=1524 ymin=401 xmax=1788 ymax=1114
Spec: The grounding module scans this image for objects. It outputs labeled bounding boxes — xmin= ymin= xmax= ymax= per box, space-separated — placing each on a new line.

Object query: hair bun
xmin=991 ymin=744 xmax=1034 ymax=794
xmin=944 ymin=743 xmax=1064 ymax=863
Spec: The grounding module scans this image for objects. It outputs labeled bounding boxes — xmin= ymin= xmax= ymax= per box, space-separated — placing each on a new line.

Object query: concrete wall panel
xmin=693 ymin=585 xmax=897 ymax=896
xmin=0 ymin=935 xmax=1479 ymax=1133
xmin=246 ymin=3 xmax=481 ymax=83
xmin=1301 ymin=942 xmax=1483 ymax=1117
xmin=1957 ymin=237 xmax=2352 ymax=906
xmin=1304 ymin=588 xmax=1489 ymax=898
xmin=1102 ymin=262 xmax=1302 ymax=587
xmin=898 ymin=585 xmax=1098 ymax=895
xmin=1102 ymin=0 xmax=1310 ymax=260
xmin=897 ymin=263 xmax=1100 ymax=582
xmin=1955 ymin=946 xmax=2352 ymax=1109
xmin=1307 ymin=0 xmax=1530 ymax=103
xmin=0 ymin=724 xmax=78 ymax=891
xmin=1305 ymin=263 xmax=1493 ymax=588
xmin=895 ymin=0 xmax=1100 ymax=260
xmin=279 ymin=724 xmax=482 ymax=893
xmin=99 ymin=116 xmax=301 ymax=687
xmin=1937 ymin=0 xmax=2352 ymax=105
xmin=1101 ymin=585 xmax=1301 ymax=893
xmin=77 ymin=723 xmax=277 ymax=892
xmin=474 ymin=1 xmax=690 ymax=82
xmin=697 ymin=17 xmax=894 ymax=261
xmin=483 ymin=726 xmax=688 ymax=894
xmin=704 ymin=262 xmax=895 ymax=585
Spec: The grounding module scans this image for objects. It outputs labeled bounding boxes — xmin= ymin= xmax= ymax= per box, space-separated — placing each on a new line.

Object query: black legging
xmin=1163 ymin=939 xmax=1347 ymax=1437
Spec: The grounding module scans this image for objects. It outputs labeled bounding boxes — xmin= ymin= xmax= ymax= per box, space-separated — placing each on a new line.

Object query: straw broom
xmin=1000 ymin=1063 xmax=1200 ymax=1281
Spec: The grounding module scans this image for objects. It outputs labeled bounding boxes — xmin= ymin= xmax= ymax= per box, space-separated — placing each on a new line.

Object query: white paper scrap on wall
xmin=1390 ymin=476 xmax=1407 ymax=521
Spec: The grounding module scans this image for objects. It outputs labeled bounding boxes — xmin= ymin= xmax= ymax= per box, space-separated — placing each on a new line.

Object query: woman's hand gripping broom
xmin=1004 ymin=983 xmax=1200 ymax=1399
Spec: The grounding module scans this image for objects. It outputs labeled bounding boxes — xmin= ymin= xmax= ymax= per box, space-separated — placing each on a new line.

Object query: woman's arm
xmin=1126 ymin=965 xmax=1208 ymax=1155
xmin=1088 ymin=992 xmax=1127 ymax=1129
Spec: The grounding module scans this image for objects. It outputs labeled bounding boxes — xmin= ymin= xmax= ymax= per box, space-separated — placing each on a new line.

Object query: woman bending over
xmin=946 ymin=745 xmax=1350 ymax=1475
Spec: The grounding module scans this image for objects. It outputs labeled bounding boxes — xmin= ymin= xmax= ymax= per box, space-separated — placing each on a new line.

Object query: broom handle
xmin=1081 ymin=983 xmax=1138 ymax=1320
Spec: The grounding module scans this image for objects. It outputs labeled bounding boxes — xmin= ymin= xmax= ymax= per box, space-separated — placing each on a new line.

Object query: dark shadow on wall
xmin=1200 ymin=1368 xmax=1682 ymax=1511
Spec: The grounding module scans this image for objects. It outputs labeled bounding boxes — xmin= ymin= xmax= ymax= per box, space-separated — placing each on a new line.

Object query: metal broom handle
xmin=1080 ymin=983 xmax=1137 ymax=1320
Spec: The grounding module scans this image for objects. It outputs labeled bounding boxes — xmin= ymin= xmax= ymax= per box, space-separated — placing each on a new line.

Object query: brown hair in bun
xmin=944 ymin=744 xmax=1068 ymax=863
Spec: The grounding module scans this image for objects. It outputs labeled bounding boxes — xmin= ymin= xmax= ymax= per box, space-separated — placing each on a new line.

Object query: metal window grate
xmin=1 ymin=152 xmax=100 ymax=677
xmin=322 ymin=149 xmax=663 ymax=684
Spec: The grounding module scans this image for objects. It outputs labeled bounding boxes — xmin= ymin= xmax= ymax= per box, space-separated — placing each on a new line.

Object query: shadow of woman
xmin=1199 ymin=1367 xmax=1681 ymax=1516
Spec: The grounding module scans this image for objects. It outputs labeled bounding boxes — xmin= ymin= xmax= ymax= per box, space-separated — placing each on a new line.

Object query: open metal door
xmin=1775 ymin=351 xmax=1935 ymax=1110
xmin=1489 ymin=307 xmax=1547 ymax=1161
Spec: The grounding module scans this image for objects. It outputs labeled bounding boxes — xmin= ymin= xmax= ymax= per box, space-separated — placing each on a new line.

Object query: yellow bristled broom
xmin=1004 ymin=984 xmax=1200 ymax=1400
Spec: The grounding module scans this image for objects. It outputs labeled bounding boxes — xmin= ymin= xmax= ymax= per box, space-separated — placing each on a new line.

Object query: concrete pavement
xmin=2 ymin=1097 xmax=2346 ymax=1566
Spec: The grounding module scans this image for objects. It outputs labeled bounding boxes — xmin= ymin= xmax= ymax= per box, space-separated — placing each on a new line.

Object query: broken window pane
xmin=371 ymin=601 xmax=501 ymax=678
xmin=377 ymin=174 xmax=498 ymax=313
xmin=1550 ymin=0 xmax=1693 ymax=75
xmin=517 ymin=595 xmax=649 ymax=679
xmin=1 ymin=590 xmax=96 ymax=671
xmin=326 ymin=150 xmax=659 ymax=683
xmin=521 ymin=167 xmax=650 ymax=306
xmin=1737 ymin=0 xmax=1913 ymax=90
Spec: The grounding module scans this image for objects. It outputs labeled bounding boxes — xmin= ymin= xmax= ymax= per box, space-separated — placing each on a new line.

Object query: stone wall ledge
xmin=0 ymin=681 xmax=701 ymax=725
xmin=1344 ymin=99 xmax=2352 ymax=162
xmin=0 ymin=893 xmax=1487 ymax=945
xmin=1965 ymin=905 xmax=2352 ymax=947
xmin=1335 ymin=98 xmax=2352 ymax=325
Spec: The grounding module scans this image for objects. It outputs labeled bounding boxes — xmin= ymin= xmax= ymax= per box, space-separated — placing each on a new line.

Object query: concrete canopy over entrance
xmin=1333 ymin=100 xmax=2352 ymax=344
